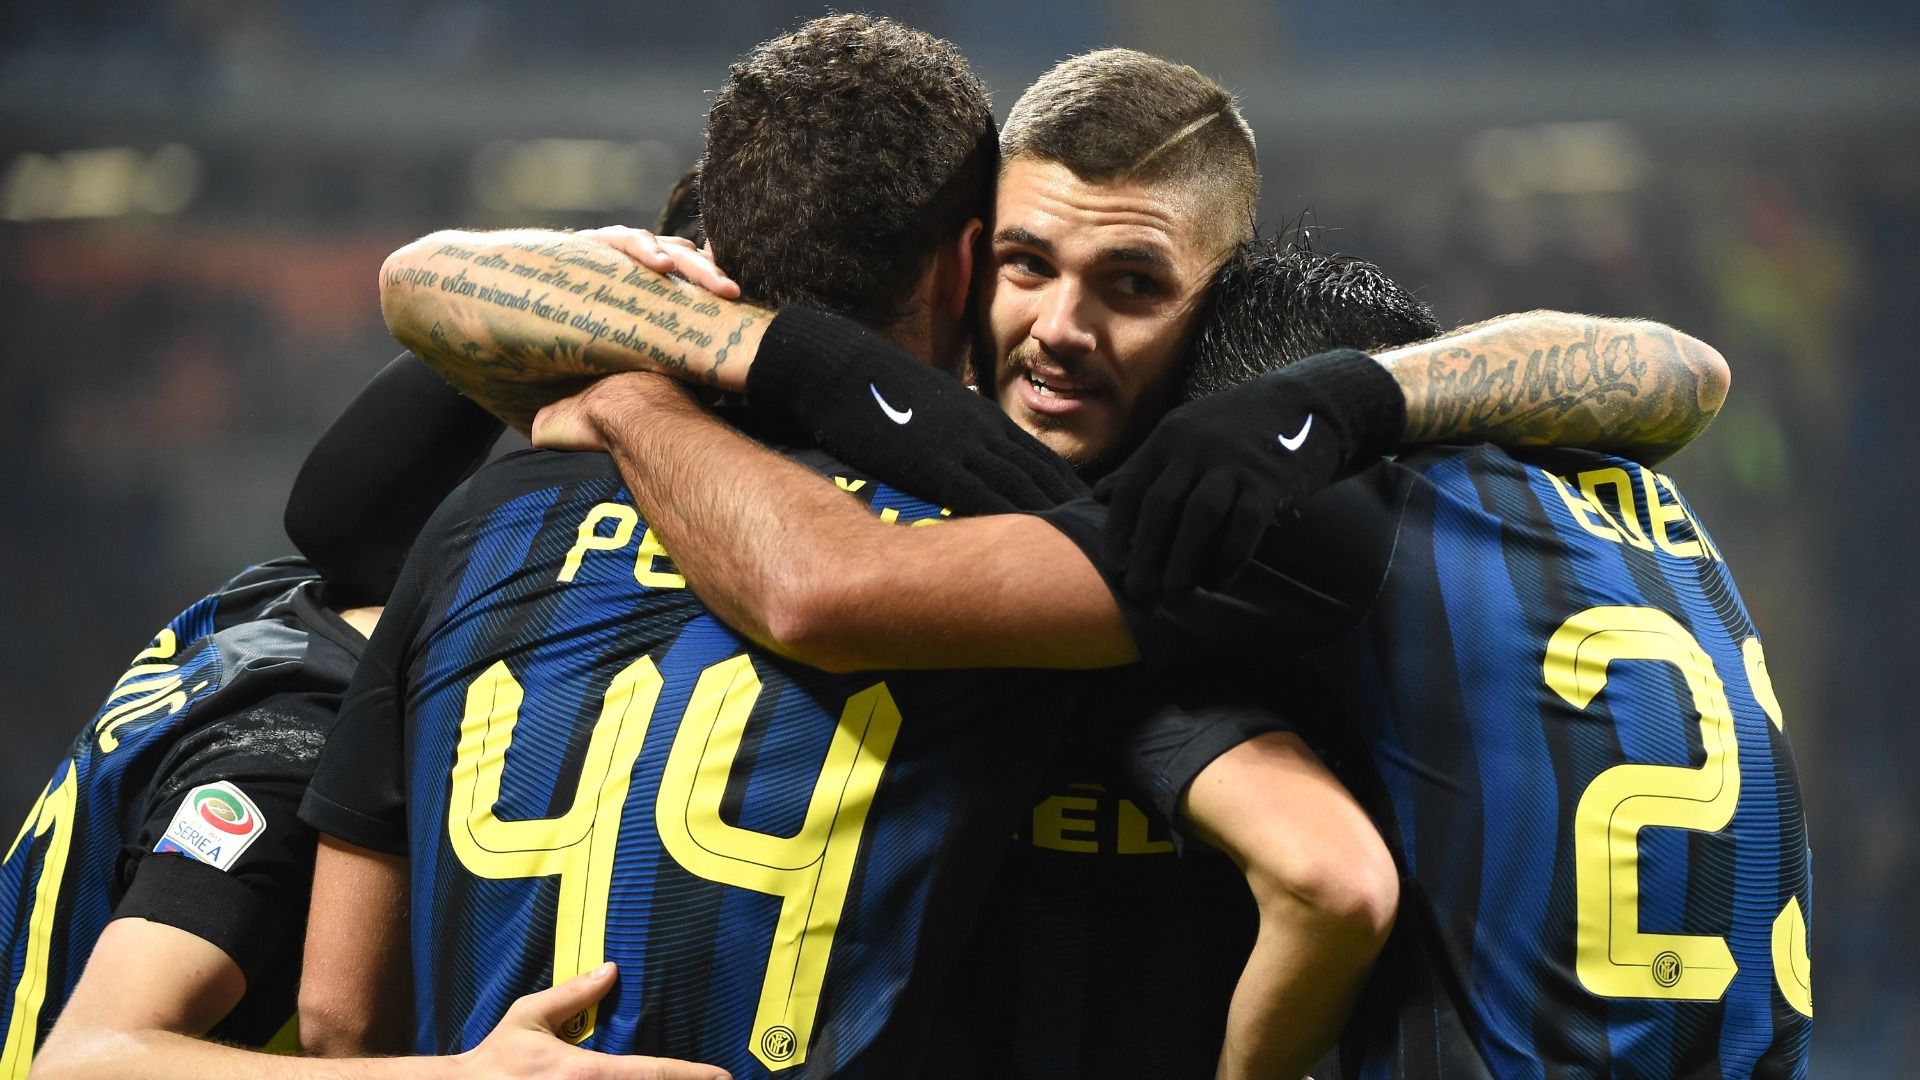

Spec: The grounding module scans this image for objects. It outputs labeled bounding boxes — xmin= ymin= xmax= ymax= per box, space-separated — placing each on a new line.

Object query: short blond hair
xmin=1002 ymin=49 xmax=1258 ymax=252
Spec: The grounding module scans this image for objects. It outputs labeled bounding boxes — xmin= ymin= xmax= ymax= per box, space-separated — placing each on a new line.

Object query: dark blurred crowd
xmin=1 ymin=0 xmax=1914 ymax=1071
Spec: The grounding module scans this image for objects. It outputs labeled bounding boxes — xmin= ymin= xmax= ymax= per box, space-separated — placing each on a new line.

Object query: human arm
xmin=298 ymin=837 xmax=411 ymax=1056
xmin=32 ymin=917 xmax=724 ymax=1079
xmin=381 ymin=231 xmax=1085 ymax=510
xmin=376 ymin=229 xmax=770 ymax=431
xmin=1104 ymin=311 xmax=1730 ymax=597
xmin=535 ymin=373 xmax=1133 ymax=671
xmin=1382 ymin=310 xmax=1729 ymax=464
xmin=284 ymin=353 xmax=504 ymax=608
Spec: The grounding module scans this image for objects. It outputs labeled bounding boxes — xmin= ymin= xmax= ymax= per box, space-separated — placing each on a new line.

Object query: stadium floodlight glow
xmin=0 ymin=144 xmax=203 ymax=222
xmin=1463 ymin=122 xmax=1650 ymax=200
xmin=470 ymin=138 xmax=682 ymax=214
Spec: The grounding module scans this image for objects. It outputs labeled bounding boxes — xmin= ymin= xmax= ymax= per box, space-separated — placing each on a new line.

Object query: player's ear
xmin=938 ymin=217 xmax=983 ymax=322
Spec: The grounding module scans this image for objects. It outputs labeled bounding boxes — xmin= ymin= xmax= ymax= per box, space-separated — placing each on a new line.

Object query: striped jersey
xmin=0 ymin=559 xmax=360 ymax=1072
xmin=1044 ymin=444 xmax=1812 ymax=1079
xmin=303 ymin=448 xmax=1057 ymax=1078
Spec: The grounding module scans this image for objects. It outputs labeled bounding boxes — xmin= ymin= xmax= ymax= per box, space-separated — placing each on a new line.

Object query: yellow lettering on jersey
xmin=92 ymin=629 xmax=193 ymax=753
xmin=1657 ymin=473 xmax=1722 ymax=561
xmin=557 ymin=503 xmax=638 ymax=583
xmin=1117 ymin=798 xmax=1175 ymax=855
xmin=1549 ymin=606 xmax=1740 ymax=1001
xmin=833 ymin=476 xmax=867 ymax=493
xmin=1031 ymin=795 xmax=1099 ymax=853
xmin=1 ymin=768 xmax=78 ymax=1079
xmin=877 ymin=507 xmax=900 ymax=525
xmin=94 ymin=677 xmax=190 ymax=753
xmin=1742 ymin=638 xmax=1785 ymax=730
xmin=656 ymin=655 xmax=902 ymax=1071
xmin=1543 ymin=471 xmax=1624 ymax=544
xmin=1578 ymin=468 xmax=1654 ymax=551
xmin=633 ymin=528 xmax=686 ymax=590
xmin=447 ymin=657 xmax=662 ymax=1044
xmin=1771 ymin=895 xmax=1813 ymax=1017
xmin=109 ymin=629 xmax=180 ymax=694
xmin=1638 ymin=468 xmax=1705 ymax=560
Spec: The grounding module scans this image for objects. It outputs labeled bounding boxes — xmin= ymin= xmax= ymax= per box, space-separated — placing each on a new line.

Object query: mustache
xmin=1000 ymin=340 xmax=1110 ymax=394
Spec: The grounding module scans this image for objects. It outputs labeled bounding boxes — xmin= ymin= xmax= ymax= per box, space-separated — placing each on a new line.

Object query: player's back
xmin=1316 ymin=445 xmax=1810 ymax=1079
xmin=382 ymin=447 xmax=1053 ymax=1078
xmin=0 ymin=559 xmax=355 ymax=1069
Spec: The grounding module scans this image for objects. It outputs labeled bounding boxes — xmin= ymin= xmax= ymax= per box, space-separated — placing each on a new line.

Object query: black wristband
xmin=741 ymin=306 xmax=1088 ymax=513
xmin=745 ymin=307 xmax=894 ymax=422
xmin=1280 ymin=348 xmax=1407 ymax=463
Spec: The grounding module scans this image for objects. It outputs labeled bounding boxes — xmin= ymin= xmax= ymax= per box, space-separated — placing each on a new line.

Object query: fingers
xmin=1099 ymin=442 xmax=1165 ymax=566
xmin=530 ymin=397 xmax=606 ymax=452
xmin=576 ymin=226 xmax=675 ymax=274
xmin=1213 ymin=487 xmax=1278 ymax=591
xmin=1122 ymin=463 xmax=1201 ymax=600
xmin=1159 ymin=470 xmax=1238 ymax=597
xmin=656 ymin=237 xmax=741 ymax=300
xmin=507 ymin=963 xmax=616 ymax=1031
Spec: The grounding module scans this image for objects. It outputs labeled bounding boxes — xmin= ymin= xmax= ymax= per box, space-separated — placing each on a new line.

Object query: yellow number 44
xmin=448 ymin=654 xmax=902 ymax=1070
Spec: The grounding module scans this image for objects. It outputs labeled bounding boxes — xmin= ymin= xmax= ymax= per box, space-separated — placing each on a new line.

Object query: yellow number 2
xmin=1547 ymin=607 xmax=1810 ymax=1015
xmin=447 ymin=654 xmax=901 ymax=1068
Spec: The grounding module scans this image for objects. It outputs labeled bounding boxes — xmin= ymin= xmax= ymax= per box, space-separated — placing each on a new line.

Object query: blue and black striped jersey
xmin=305 ymin=447 xmax=1059 ymax=1078
xmin=0 ymin=558 xmax=361 ymax=1071
xmin=1044 ymin=444 xmax=1811 ymax=1079
xmin=1326 ymin=446 xmax=1810 ymax=1079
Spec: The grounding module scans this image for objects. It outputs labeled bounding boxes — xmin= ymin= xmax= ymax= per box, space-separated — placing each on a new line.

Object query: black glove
xmin=745 ymin=307 xmax=1089 ymax=514
xmin=285 ymin=352 xmax=504 ymax=606
xmin=1099 ymin=348 xmax=1405 ymax=600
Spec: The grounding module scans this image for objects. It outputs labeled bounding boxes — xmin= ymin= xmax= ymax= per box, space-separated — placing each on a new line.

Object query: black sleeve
xmin=296 ymin=548 xmax=433 ymax=855
xmin=1034 ymin=464 xmax=1410 ymax=669
xmin=117 ymin=695 xmax=332 ymax=981
xmin=284 ymin=352 xmax=503 ymax=607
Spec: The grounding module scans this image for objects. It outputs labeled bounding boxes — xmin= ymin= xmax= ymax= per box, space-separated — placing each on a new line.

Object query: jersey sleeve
xmin=1033 ymin=464 xmax=1411 ymax=670
xmin=116 ymin=693 xmax=333 ymax=981
xmin=296 ymin=537 xmax=440 ymax=855
xmin=298 ymin=593 xmax=415 ymax=855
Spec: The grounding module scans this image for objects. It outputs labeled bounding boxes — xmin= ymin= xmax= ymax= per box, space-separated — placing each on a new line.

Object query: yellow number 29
xmin=448 ymin=654 xmax=902 ymax=1070
xmin=1546 ymin=606 xmax=1809 ymax=1015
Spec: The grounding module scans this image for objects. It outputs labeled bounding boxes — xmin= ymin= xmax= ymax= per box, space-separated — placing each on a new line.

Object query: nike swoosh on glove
xmin=746 ymin=307 xmax=1088 ymax=514
xmin=1098 ymin=348 xmax=1405 ymax=600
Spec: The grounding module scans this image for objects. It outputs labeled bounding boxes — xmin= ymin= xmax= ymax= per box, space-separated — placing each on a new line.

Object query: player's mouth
xmin=1012 ymin=360 xmax=1101 ymax=417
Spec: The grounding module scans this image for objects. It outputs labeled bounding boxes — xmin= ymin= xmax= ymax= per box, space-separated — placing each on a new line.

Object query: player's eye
xmin=1112 ymin=272 xmax=1164 ymax=299
xmin=1001 ymin=251 xmax=1054 ymax=280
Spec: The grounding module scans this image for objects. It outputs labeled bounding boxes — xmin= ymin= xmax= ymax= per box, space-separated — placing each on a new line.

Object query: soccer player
xmin=377 ymin=48 xmax=1732 ymax=1076
xmin=297 ymin=16 xmax=1135 ymax=1078
xmin=515 ymin=225 xmax=1807 ymax=1078
xmin=1 ymin=354 xmax=721 ymax=1079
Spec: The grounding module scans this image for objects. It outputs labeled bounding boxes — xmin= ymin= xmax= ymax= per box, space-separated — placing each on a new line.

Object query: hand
xmin=744 ymin=308 xmax=1089 ymax=514
xmin=1100 ymin=349 xmax=1404 ymax=599
xmin=532 ymin=373 xmax=696 ymax=453
xmin=459 ymin=964 xmax=731 ymax=1080
xmin=577 ymin=226 xmax=741 ymax=301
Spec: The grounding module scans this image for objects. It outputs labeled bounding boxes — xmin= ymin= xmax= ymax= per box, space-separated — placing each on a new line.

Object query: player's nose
xmin=1031 ymin=276 xmax=1098 ymax=357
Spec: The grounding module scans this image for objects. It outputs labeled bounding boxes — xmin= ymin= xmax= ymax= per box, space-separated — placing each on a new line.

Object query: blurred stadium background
xmin=1 ymin=1 xmax=1912 ymax=1071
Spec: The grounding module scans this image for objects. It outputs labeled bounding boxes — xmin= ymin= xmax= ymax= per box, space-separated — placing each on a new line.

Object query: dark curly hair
xmin=1184 ymin=236 xmax=1442 ymax=401
xmin=699 ymin=14 xmax=997 ymax=331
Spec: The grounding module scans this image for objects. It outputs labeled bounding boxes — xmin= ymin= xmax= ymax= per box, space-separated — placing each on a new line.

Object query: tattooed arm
xmin=378 ymin=229 xmax=771 ymax=431
xmin=1379 ymin=311 xmax=1729 ymax=464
